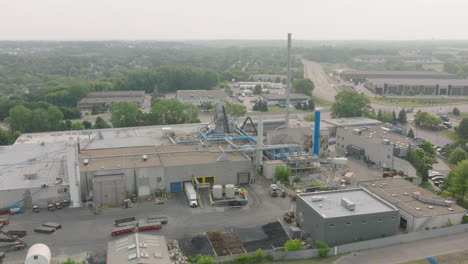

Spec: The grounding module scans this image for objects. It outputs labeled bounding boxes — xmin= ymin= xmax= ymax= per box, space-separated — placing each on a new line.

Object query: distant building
xmin=260 ymin=93 xmax=310 ymax=107
xmin=360 ymin=178 xmax=467 ymax=232
xmin=237 ymin=82 xmax=284 ymax=90
xmin=250 ymin=74 xmax=286 ymax=82
xmin=77 ymin=91 xmax=146 ymax=113
xmin=176 ymin=90 xmax=229 ymax=107
xmin=107 ymin=234 xmax=170 ymax=264
xmin=295 ymin=188 xmax=399 ymax=246
xmin=353 ymin=55 xmax=441 ymax=64
xmin=336 ymin=125 xmax=416 ymax=175
xmin=338 ymin=70 xmax=457 ymax=83
xmin=323 ymin=117 xmax=383 ymax=138
xmin=365 ymin=78 xmax=468 ymax=96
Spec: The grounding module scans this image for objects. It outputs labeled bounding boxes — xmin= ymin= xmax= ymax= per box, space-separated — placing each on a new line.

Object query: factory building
xmin=365 ymin=78 xmax=468 ymax=96
xmin=335 ymin=125 xmax=415 ymax=174
xmin=236 ymin=82 xmax=284 ymax=89
xmin=0 ymin=143 xmax=80 ymax=208
xmin=77 ymin=91 xmax=147 ymax=113
xmin=295 ymin=188 xmax=399 ymax=246
xmin=176 ymin=90 xmax=229 ymax=107
xmin=338 ymin=70 xmax=457 ymax=83
xmin=323 ymin=117 xmax=382 ymax=138
xmin=360 ymin=178 xmax=467 ymax=232
xmin=107 ymin=234 xmax=170 ymax=264
xmin=260 ymin=93 xmax=310 ymax=107
xmin=79 ymin=144 xmax=253 ymax=206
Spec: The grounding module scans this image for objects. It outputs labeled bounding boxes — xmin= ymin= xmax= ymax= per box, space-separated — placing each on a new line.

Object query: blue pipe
xmin=231 ymin=136 xmax=256 ymax=143
xmin=313 ymin=111 xmax=321 ymax=156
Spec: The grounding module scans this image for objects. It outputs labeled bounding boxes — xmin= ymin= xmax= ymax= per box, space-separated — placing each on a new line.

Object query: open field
xmin=401 ymin=250 xmax=468 ymax=264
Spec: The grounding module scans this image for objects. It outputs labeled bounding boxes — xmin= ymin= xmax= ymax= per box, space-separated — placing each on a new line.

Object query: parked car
xmin=431 ymin=176 xmax=445 ymax=182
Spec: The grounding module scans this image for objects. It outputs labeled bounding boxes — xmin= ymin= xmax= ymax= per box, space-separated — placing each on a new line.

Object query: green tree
xmin=377 ymin=109 xmax=383 ymax=121
xmin=275 ymin=76 xmax=281 ymax=83
xmin=420 ymin=140 xmax=436 ymax=156
xmin=91 ymin=104 xmax=100 ymax=115
xmin=295 ymin=102 xmax=302 ymax=110
xmin=315 ymin=241 xmax=330 ymax=258
xmin=392 ymin=110 xmax=397 ymax=121
xmin=223 ymin=101 xmax=247 ymax=117
xmin=284 ymin=239 xmax=302 ymax=251
xmin=414 ymin=112 xmax=442 ymax=128
xmin=453 ymin=107 xmax=461 ymax=116
xmin=274 ymin=166 xmax=291 ymax=184
xmin=331 ymin=90 xmax=371 ymax=118
xmin=407 ymin=128 xmax=415 ymax=138
xmin=7 ymin=105 xmax=32 ymax=132
xmin=189 ymin=254 xmax=214 ymax=264
xmin=457 ymin=118 xmax=468 ymax=139
xmin=93 ymin=116 xmax=111 ymax=129
xmin=253 ymin=85 xmax=262 ymax=95
xmin=398 ymin=109 xmax=407 ymax=123
xmin=0 ymin=129 xmax=12 ymax=145
xmin=71 ymin=122 xmax=85 ymax=130
xmin=292 ymin=79 xmax=315 ymax=96
xmin=47 ymin=106 xmax=65 ymax=131
xmin=305 ymin=114 xmax=315 ymax=122
xmin=82 ymin=120 xmax=92 ymax=129
xmin=308 ymin=99 xmax=315 ymax=110
xmin=109 ymin=102 xmax=141 ymax=128
xmin=151 ymin=99 xmax=199 ymax=125
xmin=449 ymin=160 xmax=468 ymax=200
xmin=448 ymin=147 xmax=467 ymax=164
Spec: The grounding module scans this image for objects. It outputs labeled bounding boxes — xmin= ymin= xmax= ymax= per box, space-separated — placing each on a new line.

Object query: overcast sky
xmin=1 ymin=0 xmax=467 ymax=40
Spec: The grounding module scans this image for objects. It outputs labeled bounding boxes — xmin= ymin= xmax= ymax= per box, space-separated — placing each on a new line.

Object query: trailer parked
xmin=42 ymin=222 xmax=62 ymax=230
xmin=6 ymin=231 xmax=26 ymax=238
xmin=184 ymin=182 xmax=198 ymax=207
xmin=34 ymin=226 xmax=55 ymax=234
xmin=138 ymin=221 xmax=162 ymax=232
xmin=111 ymin=225 xmax=135 ymax=236
xmin=114 ymin=217 xmax=136 ymax=226
xmin=146 ymin=216 xmax=168 ymax=224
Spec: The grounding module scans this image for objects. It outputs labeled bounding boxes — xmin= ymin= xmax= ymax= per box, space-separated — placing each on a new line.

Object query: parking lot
xmin=2 ymin=176 xmax=292 ymax=263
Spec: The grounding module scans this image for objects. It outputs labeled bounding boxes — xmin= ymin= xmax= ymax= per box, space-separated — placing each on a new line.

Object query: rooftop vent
xmin=341 ymin=198 xmax=355 ymax=211
xmin=140 ymin=252 xmax=149 ymax=258
xmin=24 ymin=173 xmax=38 ymax=180
xmin=428 ymin=206 xmax=433 ymax=209
xmin=381 ymin=139 xmax=391 ymax=145
xmin=143 ymin=155 xmax=148 ymax=161
xmin=353 ymin=129 xmax=362 ymax=135
xmin=84 ymin=159 xmax=89 ymax=166
xmin=371 ymin=184 xmax=376 ymax=187
xmin=391 ymin=194 xmax=397 ymax=197
xmin=403 ymin=192 xmax=409 ymax=196
xmin=311 ymin=196 xmax=324 ymax=202
xmin=415 ymin=207 xmax=421 ymax=211
xmin=448 ymin=208 xmax=454 ymax=211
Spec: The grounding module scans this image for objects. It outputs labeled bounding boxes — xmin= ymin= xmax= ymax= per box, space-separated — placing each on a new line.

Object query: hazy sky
xmin=1 ymin=0 xmax=468 ymax=40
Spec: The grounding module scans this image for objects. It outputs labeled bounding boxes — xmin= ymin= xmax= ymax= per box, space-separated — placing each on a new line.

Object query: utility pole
xmin=285 ymin=33 xmax=292 ymax=129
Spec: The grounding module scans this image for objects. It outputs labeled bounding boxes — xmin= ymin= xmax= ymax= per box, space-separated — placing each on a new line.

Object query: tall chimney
xmin=285 ymin=33 xmax=292 ymax=129
xmin=313 ymin=111 xmax=321 ymax=156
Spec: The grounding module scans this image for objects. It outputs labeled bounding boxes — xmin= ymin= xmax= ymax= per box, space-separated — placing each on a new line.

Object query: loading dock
xmin=170 ymin=182 xmax=182 ymax=192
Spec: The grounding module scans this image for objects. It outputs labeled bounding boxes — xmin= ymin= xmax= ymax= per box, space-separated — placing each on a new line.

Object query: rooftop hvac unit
xmin=381 ymin=139 xmax=391 ymax=145
xmin=142 ymin=155 xmax=148 ymax=161
xmin=310 ymin=196 xmax=324 ymax=202
xmin=341 ymin=198 xmax=355 ymax=211
xmin=24 ymin=173 xmax=38 ymax=180
xmin=84 ymin=159 xmax=89 ymax=166
xmin=352 ymin=129 xmax=362 ymax=135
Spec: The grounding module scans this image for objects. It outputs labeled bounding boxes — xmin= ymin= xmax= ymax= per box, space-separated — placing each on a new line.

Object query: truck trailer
xmin=184 ymin=182 xmax=198 ymax=207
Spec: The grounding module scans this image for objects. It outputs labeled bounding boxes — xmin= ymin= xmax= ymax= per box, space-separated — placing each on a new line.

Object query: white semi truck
xmin=184 ymin=182 xmax=198 ymax=207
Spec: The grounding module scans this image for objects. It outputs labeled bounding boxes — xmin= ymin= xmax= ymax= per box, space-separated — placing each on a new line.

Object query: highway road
xmin=335 ymin=231 xmax=468 ymax=264
xmin=303 ymin=60 xmax=338 ymax=102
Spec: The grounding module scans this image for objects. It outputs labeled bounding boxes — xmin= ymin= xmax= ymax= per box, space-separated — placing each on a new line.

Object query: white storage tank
xmin=25 ymin=243 xmax=51 ymax=264
xmin=212 ymin=185 xmax=223 ymax=200
xmin=225 ymin=184 xmax=235 ymax=199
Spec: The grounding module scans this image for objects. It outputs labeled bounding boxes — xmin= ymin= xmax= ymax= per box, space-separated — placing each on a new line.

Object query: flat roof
xmin=367 ymin=78 xmax=468 ymax=86
xmin=0 ymin=143 xmax=69 ymax=190
xmin=79 ymin=144 xmax=249 ymax=172
xmin=341 ymin=70 xmax=455 ymax=76
xmin=78 ymin=97 xmax=144 ymax=105
xmin=261 ymin=93 xmax=310 ymax=101
xmin=107 ymin=234 xmax=170 ymax=264
xmin=298 ymin=188 xmax=398 ymax=218
xmin=87 ymin=91 xmax=145 ymax=98
xmin=324 ymin=117 xmax=382 ymax=127
xmin=360 ymin=178 xmax=466 ymax=217
xmin=176 ymin=89 xmax=228 ymax=100
xmin=338 ymin=125 xmax=412 ymax=146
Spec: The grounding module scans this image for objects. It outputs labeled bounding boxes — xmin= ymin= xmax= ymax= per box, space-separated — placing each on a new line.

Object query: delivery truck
xmin=184 ymin=182 xmax=198 ymax=207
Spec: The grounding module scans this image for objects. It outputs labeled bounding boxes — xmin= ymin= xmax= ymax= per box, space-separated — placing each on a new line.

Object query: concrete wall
xmin=263 ymin=161 xmax=285 ymax=180
xmin=0 ymin=185 xmax=70 ymax=208
xmin=413 ymin=212 xmax=466 ymax=231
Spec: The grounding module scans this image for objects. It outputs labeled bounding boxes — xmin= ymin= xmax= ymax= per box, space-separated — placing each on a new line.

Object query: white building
xmin=176 ymin=90 xmax=229 ymax=107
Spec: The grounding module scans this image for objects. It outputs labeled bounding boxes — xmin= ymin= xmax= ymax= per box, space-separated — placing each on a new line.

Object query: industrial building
xmin=106 ymin=234 xmax=170 ymax=264
xmin=79 ymin=144 xmax=253 ymax=206
xmin=360 ymin=178 xmax=467 ymax=232
xmin=365 ymin=78 xmax=468 ymax=96
xmin=335 ymin=125 xmax=415 ymax=175
xmin=323 ymin=117 xmax=382 ymax=138
xmin=338 ymin=70 xmax=457 ymax=83
xmin=77 ymin=91 xmax=147 ymax=113
xmin=353 ymin=55 xmax=441 ymax=64
xmin=295 ymin=188 xmax=399 ymax=246
xmin=176 ymin=90 xmax=229 ymax=107
xmin=236 ymin=82 xmax=284 ymax=89
xmin=260 ymin=93 xmax=310 ymax=107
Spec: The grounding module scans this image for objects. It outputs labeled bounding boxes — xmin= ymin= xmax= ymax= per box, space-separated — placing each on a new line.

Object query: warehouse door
xmin=138 ymin=177 xmax=150 ymax=197
xmin=170 ymin=182 xmax=182 ymax=192
xmin=237 ymin=172 xmax=250 ymax=184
